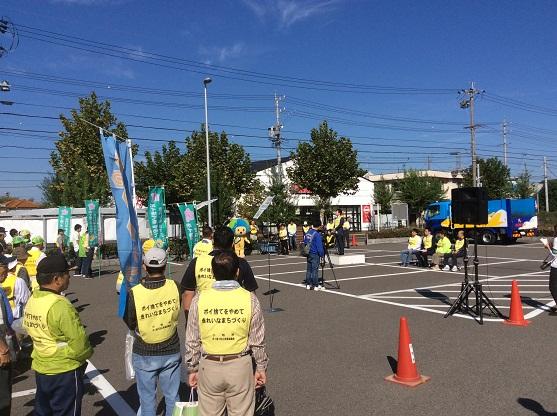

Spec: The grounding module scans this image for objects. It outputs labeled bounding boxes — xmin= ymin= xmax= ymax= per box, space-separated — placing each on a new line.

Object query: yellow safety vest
xmin=250 ymin=225 xmax=258 ymax=235
xmin=23 ymin=292 xmax=69 ymax=356
xmin=333 ymin=217 xmax=341 ymax=228
xmin=455 ymin=239 xmax=466 ymax=252
xmin=343 ymin=221 xmax=350 ymax=230
xmin=132 ymin=280 xmax=180 ymax=344
xmin=423 ymin=235 xmax=433 ymax=249
xmin=303 ymin=226 xmax=310 ymax=234
xmin=195 ymin=254 xmax=215 ymax=291
xmin=287 ymin=224 xmax=297 ymax=235
xmin=278 ymin=229 xmax=287 ymax=239
xmin=408 ymin=236 xmax=421 ymax=249
xmin=198 ymin=287 xmax=252 ymax=355
xmin=326 ymin=222 xmax=334 ymax=230
xmin=1 ymin=273 xmax=16 ymax=310
xmin=193 ymin=239 xmax=213 ymax=258
xmin=436 ymin=237 xmax=452 ymax=254
xmin=24 ymin=248 xmax=42 ymax=278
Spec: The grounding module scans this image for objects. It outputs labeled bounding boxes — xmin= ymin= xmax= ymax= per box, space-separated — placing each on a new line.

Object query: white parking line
xmin=85 ymin=360 xmax=135 ymax=415
xmin=335 ymin=270 xmax=428 ymax=282
xmin=12 ymin=388 xmax=36 ymax=398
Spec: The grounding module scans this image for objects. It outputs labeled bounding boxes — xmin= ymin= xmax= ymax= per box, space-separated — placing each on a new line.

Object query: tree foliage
xmin=264 ymin=175 xmax=296 ymax=225
xmin=134 ymin=141 xmax=186 ymax=205
xmin=237 ymin=180 xmax=266 ymax=219
xmin=287 ymin=121 xmax=365 ymax=208
xmin=539 ymin=179 xmax=557 ymax=211
xmin=462 ymin=157 xmax=512 ymax=199
xmin=373 ymin=177 xmax=394 ymax=214
xmin=513 ymin=169 xmax=536 ymax=199
xmin=397 ymin=170 xmax=445 ymax=216
xmin=43 ymin=92 xmax=129 ymax=207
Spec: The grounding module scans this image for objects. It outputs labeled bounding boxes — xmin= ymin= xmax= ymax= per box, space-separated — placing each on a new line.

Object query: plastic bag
xmin=255 ymin=386 xmax=275 ymax=416
xmin=172 ymin=389 xmax=198 ymax=416
xmin=124 ymin=330 xmax=135 ymax=381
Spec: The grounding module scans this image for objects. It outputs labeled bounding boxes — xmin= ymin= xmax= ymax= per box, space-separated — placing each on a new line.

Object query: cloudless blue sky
xmin=1 ymin=0 xmax=557 ymax=200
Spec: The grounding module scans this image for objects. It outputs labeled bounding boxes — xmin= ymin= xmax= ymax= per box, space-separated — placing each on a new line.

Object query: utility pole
xmin=459 ymin=82 xmax=484 ymax=186
xmin=427 ymin=155 xmax=431 ymax=171
xmin=544 ymin=156 xmax=549 ymax=212
xmin=502 ymin=120 xmax=508 ymax=167
xmin=268 ymin=94 xmax=284 ymax=183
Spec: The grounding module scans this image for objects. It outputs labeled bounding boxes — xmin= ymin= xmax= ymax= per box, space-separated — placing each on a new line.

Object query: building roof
xmin=365 ymin=170 xmax=463 ymax=182
xmin=1 ymin=199 xmax=41 ymax=209
xmin=251 ymin=156 xmax=292 ymax=173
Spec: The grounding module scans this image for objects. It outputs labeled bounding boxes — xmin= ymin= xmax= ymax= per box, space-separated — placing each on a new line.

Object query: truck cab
xmin=424 ymin=201 xmax=451 ymax=234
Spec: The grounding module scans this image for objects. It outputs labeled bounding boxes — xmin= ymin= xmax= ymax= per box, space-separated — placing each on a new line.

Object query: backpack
xmin=301 ymin=231 xmax=315 ymax=257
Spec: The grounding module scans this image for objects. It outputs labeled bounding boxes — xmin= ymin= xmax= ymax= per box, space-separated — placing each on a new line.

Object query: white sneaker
xmin=317 ymin=285 xmax=324 ymax=291
xmin=442 ymin=265 xmax=450 ymax=271
xmin=451 ymin=266 xmax=458 ymax=272
xmin=306 ymin=285 xmax=311 ymax=290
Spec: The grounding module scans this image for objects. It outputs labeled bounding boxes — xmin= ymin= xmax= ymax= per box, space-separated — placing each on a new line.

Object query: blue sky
xmin=1 ymin=0 xmax=557 ymax=200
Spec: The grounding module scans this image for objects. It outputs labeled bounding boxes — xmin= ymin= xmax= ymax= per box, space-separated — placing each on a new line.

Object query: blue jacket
xmin=305 ymin=229 xmax=325 ymax=257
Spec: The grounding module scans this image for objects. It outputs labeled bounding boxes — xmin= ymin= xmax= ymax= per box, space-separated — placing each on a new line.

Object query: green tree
xmin=43 ymin=92 xmax=129 ymax=207
xmin=539 ymin=179 xmax=557 ymax=211
xmin=513 ymin=169 xmax=535 ymax=199
xmin=237 ymin=180 xmax=266 ymax=219
xmin=287 ymin=121 xmax=365 ymax=212
xmin=264 ymin=176 xmax=296 ymax=225
xmin=462 ymin=157 xmax=512 ymax=199
xmin=134 ymin=141 xmax=186 ymax=205
xmin=398 ymin=170 xmax=445 ymax=218
xmin=373 ymin=177 xmax=394 ymax=214
xmin=178 ymin=128 xmax=255 ymax=225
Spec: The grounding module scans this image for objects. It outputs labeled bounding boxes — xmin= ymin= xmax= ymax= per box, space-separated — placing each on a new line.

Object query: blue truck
xmin=424 ymin=198 xmax=538 ymax=244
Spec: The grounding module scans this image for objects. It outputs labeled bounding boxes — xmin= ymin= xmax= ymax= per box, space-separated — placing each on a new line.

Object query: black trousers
xmin=416 ymin=248 xmax=435 ymax=267
xmin=550 ymin=267 xmax=557 ymax=305
xmin=336 ymin=230 xmax=345 ymax=255
xmin=35 ymin=365 xmax=86 ymax=416
xmin=0 ymin=365 xmax=11 ymax=416
xmin=279 ymin=239 xmax=289 ymax=255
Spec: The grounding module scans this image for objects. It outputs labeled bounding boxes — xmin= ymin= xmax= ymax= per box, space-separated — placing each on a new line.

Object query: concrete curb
xmin=364 ymin=237 xmax=407 ymax=245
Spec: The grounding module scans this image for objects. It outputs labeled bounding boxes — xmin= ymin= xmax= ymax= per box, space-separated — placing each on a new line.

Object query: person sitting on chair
xmin=431 ymin=230 xmax=452 ymax=270
xmin=443 ymin=230 xmax=467 ymax=271
xmin=400 ymin=229 xmax=422 ymax=267
xmin=416 ymin=228 xmax=434 ymax=267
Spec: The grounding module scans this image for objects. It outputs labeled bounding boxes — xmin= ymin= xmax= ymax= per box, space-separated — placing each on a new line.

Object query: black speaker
xmin=451 ymin=187 xmax=488 ymax=225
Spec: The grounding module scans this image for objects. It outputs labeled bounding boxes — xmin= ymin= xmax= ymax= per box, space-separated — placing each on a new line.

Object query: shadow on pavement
xmin=88 ymin=330 xmax=108 ymax=348
xmin=518 ymin=398 xmax=557 ymax=415
xmin=416 ymin=289 xmax=452 ymax=305
xmin=386 ymin=355 xmax=397 ymax=373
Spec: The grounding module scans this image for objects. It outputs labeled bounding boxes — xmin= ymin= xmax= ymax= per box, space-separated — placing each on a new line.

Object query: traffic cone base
xmin=351 ymin=234 xmax=358 ymax=246
xmin=385 ymin=373 xmax=431 ymax=388
xmin=504 ymin=280 xmax=531 ymax=327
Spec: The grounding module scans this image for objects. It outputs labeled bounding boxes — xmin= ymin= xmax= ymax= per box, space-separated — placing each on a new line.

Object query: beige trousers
xmin=198 ymin=355 xmax=255 ymax=416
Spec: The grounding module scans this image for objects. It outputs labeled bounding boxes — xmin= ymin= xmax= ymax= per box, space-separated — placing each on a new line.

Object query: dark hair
xmin=312 ymin=219 xmax=322 ymax=228
xmin=202 ymin=226 xmax=213 ymax=238
xmin=58 ymin=229 xmax=64 ymax=234
xmin=146 ymin=265 xmax=166 ymax=275
xmin=213 ymin=226 xmax=234 ymax=250
xmin=211 ymin=251 xmax=239 ymax=281
xmin=412 ymin=228 xmax=419 ymax=233
xmin=424 ymin=228 xmax=431 ymax=232
xmin=9 ymin=229 xmax=17 ymax=237
xmin=37 ymin=271 xmax=63 ymax=286
xmin=74 ymin=224 xmax=82 ymax=231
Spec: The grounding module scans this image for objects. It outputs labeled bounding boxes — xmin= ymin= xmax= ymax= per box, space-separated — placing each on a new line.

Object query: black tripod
xmin=318 ymin=243 xmax=340 ymax=290
xmin=444 ymin=226 xmax=504 ymax=324
xmin=263 ymin=221 xmax=282 ymax=313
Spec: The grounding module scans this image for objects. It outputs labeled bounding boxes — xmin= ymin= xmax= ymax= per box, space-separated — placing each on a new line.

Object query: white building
xmin=365 ymin=170 xmax=463 ymax=199
xmin=252 ymin=158 xmax=375 ymax=231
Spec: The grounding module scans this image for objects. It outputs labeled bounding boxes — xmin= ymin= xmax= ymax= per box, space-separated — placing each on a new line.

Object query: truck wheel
xmin=481 ymin=230 xmax=497 ymax=245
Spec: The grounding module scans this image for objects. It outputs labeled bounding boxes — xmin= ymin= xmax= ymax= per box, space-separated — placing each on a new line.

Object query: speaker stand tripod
xmin=444 ymin=226 xmax=504 ymax=325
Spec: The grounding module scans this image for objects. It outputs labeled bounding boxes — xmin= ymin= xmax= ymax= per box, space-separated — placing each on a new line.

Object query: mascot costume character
xmin=228 ymin=218 xmax=251 ymax=258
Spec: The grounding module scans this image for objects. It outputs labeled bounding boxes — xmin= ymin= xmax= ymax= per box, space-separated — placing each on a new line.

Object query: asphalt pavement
xmin=10 ymin=239 xmax=557 ymax=415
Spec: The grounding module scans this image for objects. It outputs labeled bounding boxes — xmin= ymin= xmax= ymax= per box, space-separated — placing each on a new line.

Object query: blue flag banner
xmin=100 ymin=130 xmax=142 ymax=317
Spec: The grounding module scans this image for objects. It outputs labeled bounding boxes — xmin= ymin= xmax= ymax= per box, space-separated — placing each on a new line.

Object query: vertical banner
xmin=178 ymin=203 xmax=200 ymax=255
xmin=100 ymin=130 xmax=142 ymax=317
xmin=57 ymin=206 xmax=72 ymax=246
xmin=85 ymin=199 xmax=100 ymax=247
xmin=147 ymin=186 xmax=168 ymax=249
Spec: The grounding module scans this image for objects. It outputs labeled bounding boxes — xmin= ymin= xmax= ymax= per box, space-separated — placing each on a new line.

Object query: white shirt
xmin=72 ymin=231 xmax=81 ymax=252
xmin=408 ymin=235 xmax=422 ymax=250
xmin=12 ymin=276 xmax=30 ymax=320
xmin=551 ymin=237 xmax=557 ymax=268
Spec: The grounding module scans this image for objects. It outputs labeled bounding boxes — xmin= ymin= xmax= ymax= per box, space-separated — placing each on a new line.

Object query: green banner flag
xmin=178 ymin=203 xmax=199 ymax=256
xmin=85 ymin=199 xmax=100 ymax=247
xmin=57 ymin=206 xmax=72 ymax=246
xmin=148 ymin=186 xmax=168 ymax=249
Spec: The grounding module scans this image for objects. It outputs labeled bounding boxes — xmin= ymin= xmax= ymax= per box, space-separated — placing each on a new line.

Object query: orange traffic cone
xmin=504 ymin=280 xmax=531 ymax=326
xmin=385 ymin=317 xmax=430 ymax=387
xmin=351 ymin=234 xmax=358 ymax=246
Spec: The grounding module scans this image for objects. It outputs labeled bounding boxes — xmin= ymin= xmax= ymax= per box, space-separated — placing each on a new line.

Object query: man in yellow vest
xmin=333 ymin=210 xmax=346 ymax=255
xmin=399 ymin=229 xmax=422 ymax=267
xmin=444 ymin=230 xmax=467 ymax=272
xmin=123 ymin=248 xmax=181 ymax=416
xmin=431 ymin=230 xmax=452 ymax=270
xmin=416 ymin=228 xmax=434 ymax=267
xmin=287 ymin=220 xmax=297 ymax=251
xmin=302 ymin=221 xmax=310 ymax=236
xmin=185 ymin=251 xmax=268 ymax=416
xmin=0 ymin=256 xmax=30 ymax=333
xmin=193 ymin=226 xmax=213 ymax=258
xmin=326 ymin=219 xmax=334 ymax=231
xmin=11 ymin=236 xmax=31 ymax=288
xmin=181 ymin=227 xmax=258 ymax=324
xmin=343 ymin=218 xmax=351 ymax=248
xmin=23 ymin=254 xmax=92 ymax=416
xmin=24 ymin=236 xmax=46 ymax=291
xmin=278 ymin=224 xmax=288 ymax=255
